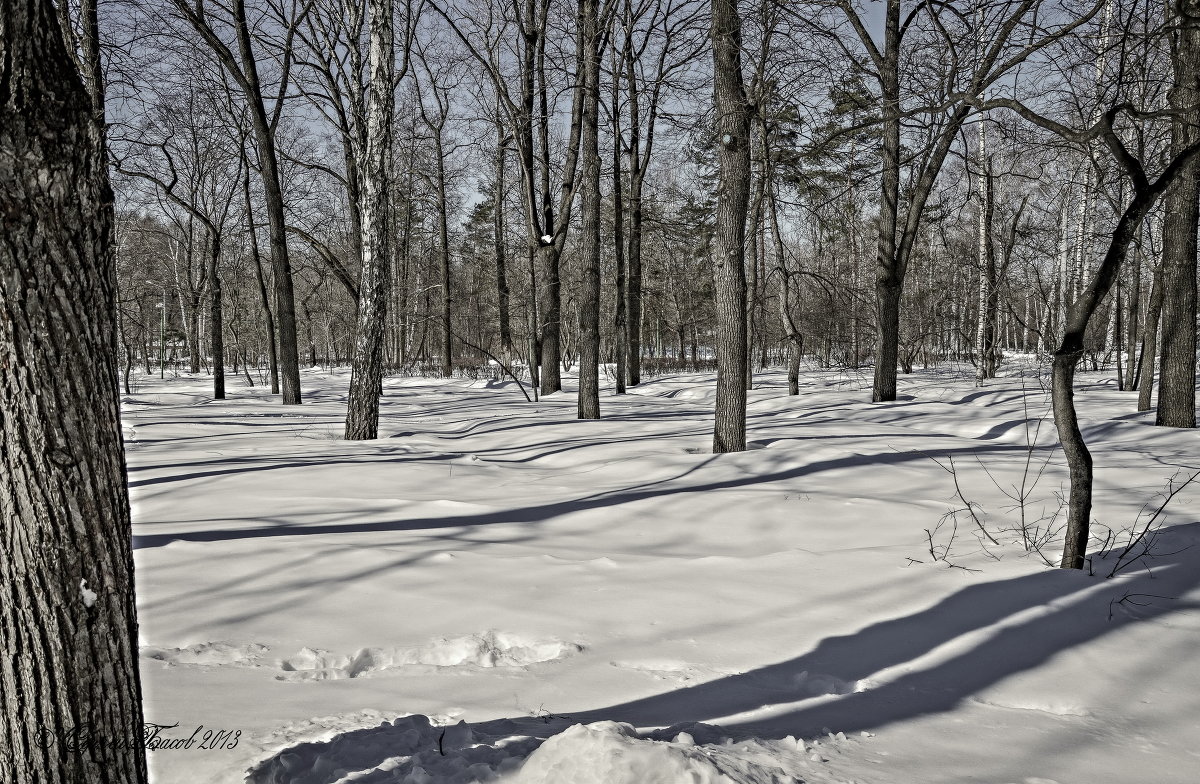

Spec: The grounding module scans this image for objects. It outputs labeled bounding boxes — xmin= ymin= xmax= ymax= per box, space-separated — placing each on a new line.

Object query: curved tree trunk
xmin=1 ymin=2 xmax=149 ymax=780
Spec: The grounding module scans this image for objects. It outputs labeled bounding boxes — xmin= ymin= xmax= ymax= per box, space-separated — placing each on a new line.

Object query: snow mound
xmin=277 ymin=632 xmax=583 ymax=681
xmin=141 ymin=641 xmax=271 ymax=667
xmin=247 ymin=716 xmax=848 ymax=784
xmin=503 ymin=721 xmax=812 ymax=784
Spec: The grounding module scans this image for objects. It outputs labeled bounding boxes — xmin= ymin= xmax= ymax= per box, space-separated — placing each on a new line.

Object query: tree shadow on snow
xmin=244 ymin=522 xmax=1200 ymax=783
xmin=132 ymin=441 xmax=1032 ymax=549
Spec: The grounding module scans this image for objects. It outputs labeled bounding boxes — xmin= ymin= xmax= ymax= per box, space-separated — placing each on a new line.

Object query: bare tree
xmin=975 ymin=94 xmax=1200 ymax=568
xmin=826 ymin=0 xmax=1105 ymax=402
xmin=168 ymin=0 xmax=310 ymax=404
xmin=434 ymin=0 xmax=585 ymax=396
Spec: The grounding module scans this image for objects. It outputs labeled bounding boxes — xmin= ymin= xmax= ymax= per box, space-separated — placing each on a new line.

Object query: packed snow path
xmin=123 ymin=366 xmax=1200 ymax=783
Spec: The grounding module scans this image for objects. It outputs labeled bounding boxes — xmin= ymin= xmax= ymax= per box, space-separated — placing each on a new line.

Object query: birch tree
xmin=345 ymin=0 xmax=397 ymax=438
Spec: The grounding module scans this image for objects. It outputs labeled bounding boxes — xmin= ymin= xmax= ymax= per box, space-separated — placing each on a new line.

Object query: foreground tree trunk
xmin=1156 ymin=1 xmax=1200 ymax=428
xmin=345 ymin=0 xmax=395 ymax=440
xmin=710 ymin=0 xmax=751 ymax=453
xmin=1 ymin=2 xmax=149 ymax=780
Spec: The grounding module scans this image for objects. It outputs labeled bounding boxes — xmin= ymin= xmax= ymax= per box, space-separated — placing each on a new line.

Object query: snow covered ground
xmin=122 ymin=363 xmax=1200 ymax=783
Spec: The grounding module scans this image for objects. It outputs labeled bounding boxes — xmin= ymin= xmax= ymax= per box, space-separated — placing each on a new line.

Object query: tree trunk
xmin=243 ymin=165 xmax=279 ymax=393
xmin=577 ymin=0 xmax=602 ymax=419
xmin=0 ymin=3 xmax=149 ymax=780
xmin=538 ymin=242 xmax=562 ymax=394
xmin=1123 ymin=240 xmax=1142 ymax=391
xmin=235 ymin=9 xmax=303 ymax=404
xmin=208 ymin=228 xmax=225 ymax=399
xmin=975 ymin=150 xmax=999 ymax=383
xmin=344 ymin=0 xmax=394 ymax=439
xmin=434 ymin=134 xmax=453 ymax=379
xmin=1156 ymin=2 xmax=1200 ymax=428
xmin=872 ymin=0 xmax=902 ymax=402
xmin=493 ymin=116 xmax=513 ymax=352
xmin=1138 ymin=265 xmax=1165 ymax=411
xmin=611 ymin=45 xmax=628 ymax=396
xmin=1054 ymin=141 xmax=1200 ymax=568
xmin=710 ymin=0 xmax=751 ymax=453
xmin=171 ymin=0 xmax=304 ymax=403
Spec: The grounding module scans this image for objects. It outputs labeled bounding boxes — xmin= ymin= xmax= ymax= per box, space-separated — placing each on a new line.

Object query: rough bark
xmin=0 ymin=1 xmax=149 ymax=780
xmin=711 ymin=0 xmax=751 ymax=453
xmin=869 ymin=0 xmax=903 ymax=402
xmin=577 ymin=0 xmax=603 ymax=419
xmin=345 ymin=0 xmax=394 ymax=440
xmin=1157 ymin=0 xmax=1200 ymax=428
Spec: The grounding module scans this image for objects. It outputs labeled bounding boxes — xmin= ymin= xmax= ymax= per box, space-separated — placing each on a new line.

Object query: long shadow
xmin=244 ymin=524 xmax=1200 ymax=784
xmin=131 ymin=441 xmax=1028 ymax=549
xmin=569 ymin=522 xmax=1200 ymax=737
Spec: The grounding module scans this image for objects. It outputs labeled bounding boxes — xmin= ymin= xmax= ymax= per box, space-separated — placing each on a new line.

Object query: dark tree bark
xmin=0 ymin=2 xmax=149 ymax=781
xmin=1156 ymin=0 xmax=1200 ymax=428
xmin=207 ymin=227 xmax=226 ymax=399
xmin=711 ymin=0 xmax=751 ymax=453
xmin=611 ymin=43 xmax=628 ymax=396
xmin=577 ymin=0 xmax=603 ymax=419
xmin=871 ymin=0 xmax=903 ymax=402
xmin=345 ymin=0 xmax=394 ymax=439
